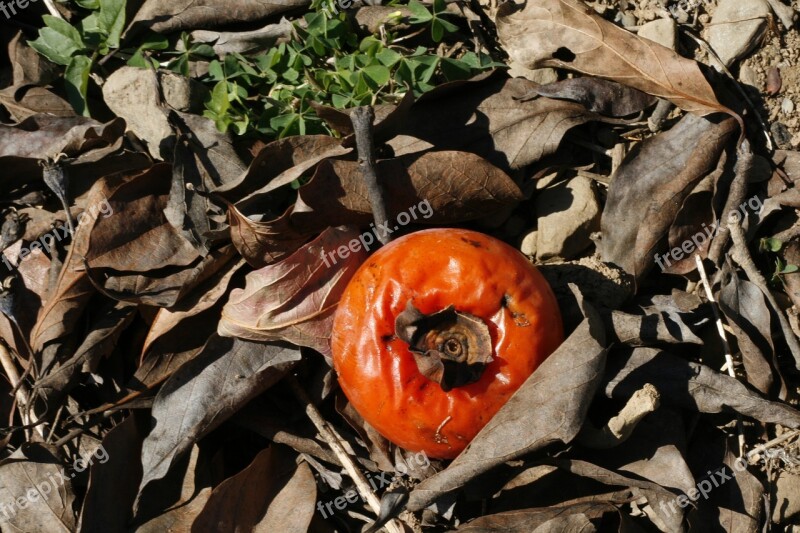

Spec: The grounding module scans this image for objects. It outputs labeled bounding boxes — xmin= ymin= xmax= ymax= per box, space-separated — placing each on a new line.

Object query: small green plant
xmin=199 ymin=8 xmax=502 ymax=138
xmin=772 ymin=258 xmax=798 ymax=284
xmin=407 ymin=0 xmax=459 ymax=42
xmin=29 ymin=0 xmax=126 ymax=116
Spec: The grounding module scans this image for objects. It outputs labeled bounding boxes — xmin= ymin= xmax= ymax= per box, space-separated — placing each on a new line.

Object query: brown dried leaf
xmin=290 ymin=151 xmax=523 ymax=232
xmin=219 ymin=226 xmax=369 ymax=356
xmin=388 ymin=73 xmax=600 ymax=171
xmin=496 ymin=0 xmax=740 ymax=123
xmin=137 ymin=337 xmax=301 ymax=502
xmin=605 ymin=347 xmax=800 ymax=426
xmin=228 ymin=205 xmax=312 ymax=268
xmin=191 ymin=445 xmax=316 ymax=532
xmin=0 ymin=443 xmax=77 ymax=532
xmin=600 ymin=113 xmax=738 ymax=280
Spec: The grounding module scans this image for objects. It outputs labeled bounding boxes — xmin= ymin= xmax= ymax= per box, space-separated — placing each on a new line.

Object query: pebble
xmin=638 ymin=18 xmax=678 ymax=50
xmin=739 ymin=65 xmax=760 ymax=88
xmin=708 ymin=0 xmax=771 ymax=67
xmin=782 ymin=97 xmax=795 ymax=115
xmin=767 ymin=66 xmax=783 ymax=95
xmin=621 ymin=11 xmax=638 ymax=29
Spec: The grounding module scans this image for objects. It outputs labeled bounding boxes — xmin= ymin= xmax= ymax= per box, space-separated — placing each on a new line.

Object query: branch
xmin=351 ymin=106 xmax=392 ymax=245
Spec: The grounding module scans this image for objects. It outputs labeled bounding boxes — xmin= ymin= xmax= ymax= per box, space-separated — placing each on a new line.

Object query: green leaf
xmin=29 ymin=16 xmax=85 ymax=66
xmin=75 ymin=0 xmax=101 ymax=8
xmin=407 ymin=0 xmax=432 ymax=23
xmin=376 ymin=48 xmax=402 ymax=67
xmin=362 ymin=64 xmax=390 ymax=86
xmin=65 ymin=55 xmax=93 ymax=117
xmin=431 ymin=19 xmax=445 ymax=42
xmin=440 ymin=57 xmax=472 ymax=80
xmin=99 ymin=0 xmax=126 ymax=48
xmin=436 ymin=16 xmax=459 ymax=34
xmin=784 ymin=264 xmax=800 ymax=274
xmin=761 ymin=237 xmax=784 ymax=253
xmin=207 ymin=81 xmax=230 ymax=115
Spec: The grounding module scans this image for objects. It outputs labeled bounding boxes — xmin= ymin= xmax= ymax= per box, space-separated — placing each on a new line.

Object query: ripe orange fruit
xmin=331 ymin=228 xmax=563 ymax=459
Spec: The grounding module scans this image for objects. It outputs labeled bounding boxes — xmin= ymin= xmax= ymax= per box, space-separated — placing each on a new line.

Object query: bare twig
xmin=287 ymin=376 xmax=404 ymax=533
xmin=0 ymin=343 xmax=44 ymax=439
xmin=695 ymin=255 xmax=746 ymax=456
xmin=578 ymin=383 xmax=661 ymax=448
xmin=351 ymin=106 xmax=392 ymax=245
xmin=42 ymin=0 xmax=64 ymax=19
xmin=728 ymin=222 xmax=800 ymax=370
xmin=709 ymin=140 xmax=753 ymax=264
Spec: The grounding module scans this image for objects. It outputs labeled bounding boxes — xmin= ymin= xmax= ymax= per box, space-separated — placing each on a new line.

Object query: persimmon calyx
xmin=395 ymin=301 xmax=493 ymax=392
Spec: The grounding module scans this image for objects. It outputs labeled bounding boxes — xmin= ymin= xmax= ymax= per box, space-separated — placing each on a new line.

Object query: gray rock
xmin=535 ymin=176 xmax=601 ymax=260
xmin=638 ymin=18 xmax=678 ymax=50
xmin=739 ymin=65 xmax=760 ymax=89
xmin=766 ymin=0 xmax=796 ymax=30
xmin=708 ymin=0 xmax=771 ymax=67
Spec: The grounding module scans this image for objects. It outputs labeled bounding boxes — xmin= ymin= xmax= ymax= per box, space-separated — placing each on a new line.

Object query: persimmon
xmin=331 ymin=228 xmax=563 ymax=459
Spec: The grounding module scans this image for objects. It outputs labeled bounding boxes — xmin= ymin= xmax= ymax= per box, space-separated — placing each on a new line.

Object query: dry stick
xmin=0 ymin=343 xmax=44 ymax=439
xmin=708 ymin=140 xmax=753 ymax=265
xmin=577 ymin=383 xmax=661 ymax=449
xmin=351 ymin=106 xmax=393 ymax=245
xmin=287 ymin=376 xmax=404 ymax=533
xmin=42 ymin=0 xmax=64 ymax=19
xmin=694 ymin=255 xmax=746 ymax=457
xmin=747 ymin=429 xmax=800 ymax=459
xmin=728 ymin=222 xmax=800 ymax=371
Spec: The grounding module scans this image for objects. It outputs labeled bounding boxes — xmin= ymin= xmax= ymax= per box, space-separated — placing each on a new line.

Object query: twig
xmin=0 ymin=343 xmax=44 ymax=439
xmin=709 ymin=140 xmax=752 ymax=264
xmin=287 ymin=376 xmax=404 ymax=533
xmin=747 ymin=429 xmax=799 ymax=458
xmin=42 ymin=0 xmax=64 ymax=19
xmin=728 ymin=222 xmax=800 ymax=370
xmin=695 ymin=254 xmax=746 ymax=457
xmin=577 ymin=383 xmax=661 ymax=448
xmin=647 ymin=99 xmax=674 ymax=133
xmin=351 ymin=106 xmax=392 ymax=245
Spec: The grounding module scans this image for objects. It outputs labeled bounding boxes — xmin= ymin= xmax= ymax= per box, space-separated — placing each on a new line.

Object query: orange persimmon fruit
xmin=331 ymin=228 xmax=563 ymax=459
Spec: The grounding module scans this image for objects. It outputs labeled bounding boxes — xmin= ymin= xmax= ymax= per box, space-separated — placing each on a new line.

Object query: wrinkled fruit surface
xmin=331 ymin=228 xmax=564 ymax=458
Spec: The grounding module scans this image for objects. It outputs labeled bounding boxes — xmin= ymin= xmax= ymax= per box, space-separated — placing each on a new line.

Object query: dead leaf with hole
xmin=496 ymin=0 xmax=741 ymax=126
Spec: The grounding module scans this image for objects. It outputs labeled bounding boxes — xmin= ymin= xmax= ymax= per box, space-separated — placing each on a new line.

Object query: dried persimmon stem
xmin=351 ymin=106 xmax=392 ymax=245
xmin=286 ymin=375 xmax=404 ymax=533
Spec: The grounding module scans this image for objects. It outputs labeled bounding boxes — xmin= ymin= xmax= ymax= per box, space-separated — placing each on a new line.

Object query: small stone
xmin=638 ymin=18 xmax=678 ymax=50
xmin=708 ymin=0 xmax=771 ymax=67
xmin=520 ymin=230 xmax=538 ymax=257
xmin=739 ymin=65 xmax=760 ymax=88
xmin=620 ymin=12 xmax=638 ymax=28
xmin=535 ymin=176 xmax=601 ymax=261
xmin=772 ymin=121 xmax=793 ymax=149
xmin=782 ymin=97 xmax=795 ymax=114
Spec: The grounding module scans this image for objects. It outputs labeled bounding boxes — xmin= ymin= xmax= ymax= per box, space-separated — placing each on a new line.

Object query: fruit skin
xmin=331 ymin=228 xmax=564 ymax=459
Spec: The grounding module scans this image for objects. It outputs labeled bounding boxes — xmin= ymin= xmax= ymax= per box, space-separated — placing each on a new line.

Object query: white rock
xmin=708 ymin=0 xmax=771 ymax=67
xmin=782 ymin=97 xmax=795 ymax=115
xmin=535 ymin=176 xmax=601 ymax=261
xmin=638 ymin=18 xmax=678 ymax=50
xmin=520 ymin=229 xmax=538 ymax=257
